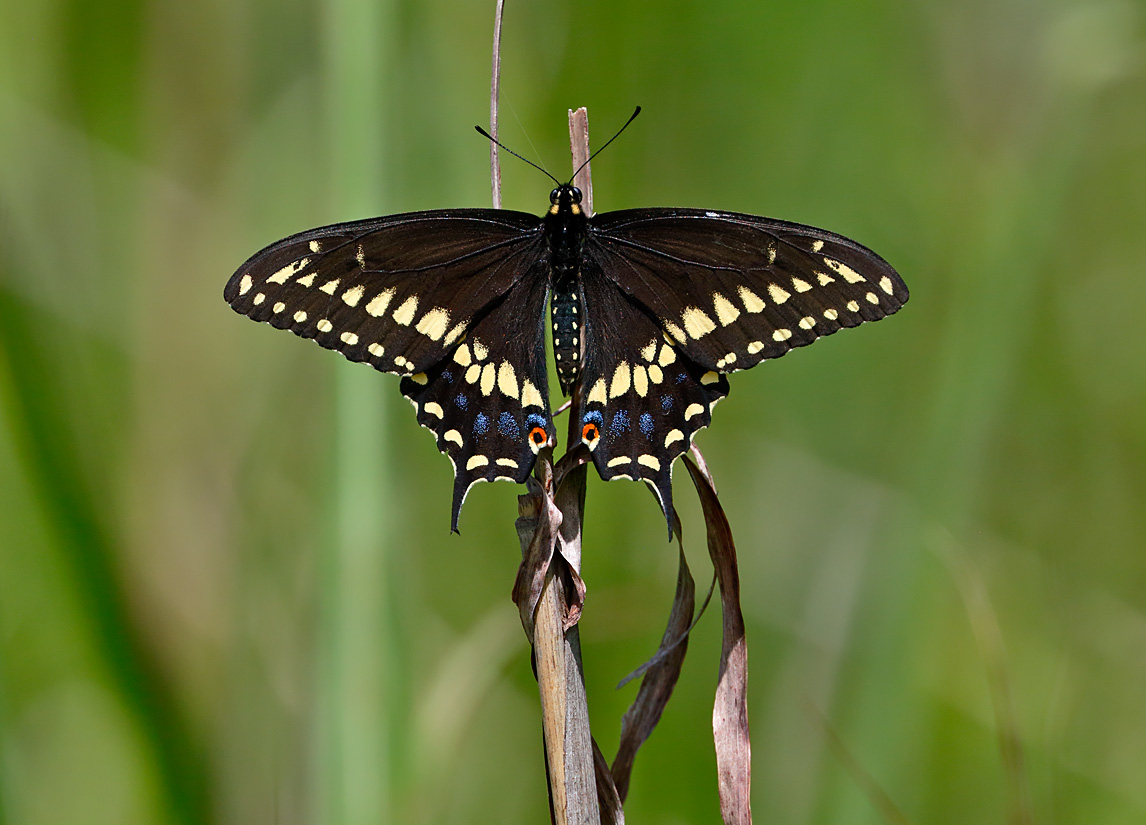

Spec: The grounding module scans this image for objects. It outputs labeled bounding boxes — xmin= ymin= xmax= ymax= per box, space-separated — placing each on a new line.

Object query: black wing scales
xmin=225 ymin=209 xmax=544 ymax=376
xmin=587 ymin=209 xmax=908 ymax=374
xmin=225 ymin=209 xmax=556 ymax=532
xmin=400 ymin=267 xmax=555 ymax=531
xmin=576 ymin=260 xmax=729 ymax=531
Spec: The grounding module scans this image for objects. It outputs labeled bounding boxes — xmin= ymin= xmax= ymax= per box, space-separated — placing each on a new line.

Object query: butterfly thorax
xmin=545 ymin=185 xmax=588 ymax=395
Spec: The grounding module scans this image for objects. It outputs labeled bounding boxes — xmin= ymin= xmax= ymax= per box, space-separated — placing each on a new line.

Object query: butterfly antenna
xmin=475 ymin=125 xmax=561 ymax=185
xmin=570 ymin=106 xmax=641 ymax=183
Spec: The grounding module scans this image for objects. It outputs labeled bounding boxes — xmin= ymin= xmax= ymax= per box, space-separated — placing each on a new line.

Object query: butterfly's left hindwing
xmin=576 ymin=260 xmax=729 ymax=532
xmin=400 ymin=266 xmax=555 ymax=531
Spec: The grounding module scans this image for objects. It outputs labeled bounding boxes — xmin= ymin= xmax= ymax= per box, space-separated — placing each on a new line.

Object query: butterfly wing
xmin=225 ymin=209 xmax=555 ymax=531
xmin=575 ymin=259 xmax=729 ymax=532
xmin=225 ymin=209 xmax=544 ymax=376
xmin=587 ymin=208 xmax=908 ymax=373
xmin=399 ymin=265 xmax=555 ymax=531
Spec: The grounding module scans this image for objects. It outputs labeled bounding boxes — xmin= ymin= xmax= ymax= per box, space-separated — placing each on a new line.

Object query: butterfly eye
xmin=570 ymin=187 xmax=582 ymax=204
xmin=549 ymin=188 xmax=560 ymax=204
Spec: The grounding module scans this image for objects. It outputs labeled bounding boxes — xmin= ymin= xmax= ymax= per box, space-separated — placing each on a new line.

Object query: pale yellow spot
xmin=479 ymin=363 xmax=496 ymax=396
xmin=521 ymin=380 xmax=544 ymax=408
xmin=772 ymin=328 xmax=792 ymax=342
xmin=496 ymin=458 xmax=518 ymax=469
xmin=267 ymin=258 xmax=309 ymax=284
xmin=356 ymin=245 xmax=366 ymax=268
xmin=812 ymin=240 xmax=824 ymax=252
xmin=472 ymin=339 xmax=489 ymax=361
xmin=879 ymin=275 xmax=894 ymax=295
xmin=443 ymin=322 xmax=467 ymax=347
xmin=640 ymin=339 xmax=657 ymax=362
xmin=497 ymin=362 xmax=518 ymax=399
xmin=792 ymin=277 xmax=813 ymax=293
xmin=712 ymin=293 xmax=741 ymax=326
xmin=825 ymin=258 xmax=865 ymax=283
xmin=665 ymin=429 xmax=684 ymax=448
xmin=701 ymin=371 xmax=720 ymax=385
xmin=423 ymin=402 xmax=444 ymax=418
xmin=747 ymin=341 xmax=764 ymax=354
xmin=664 ymin=320 xmax=687 ymax=343
xmin=444 ymin=429 xmax=463 ymax=447
xmin=239 ymin=274 xmax=253 ymax=295
xmin=415 ymin=307 xmax=450 ymax=341
xmin=296 ymin=272 xmax=317 ymax=288
xmin=658 ymin=345 xmax=676 ymax=367
xmin=587 ymin=379 xmax=607 ymax=405
xmin=682 ymin=307 xmax=717 ymax=339
xmin=466 ymin=455 xmax=489 ymax=470
xmin=738 ymin=286 xmax=765 ymax=313
xmin=253 ymin=293 xmax=266 ymax=305
xmin=394 ymin=356 xmax=408 ymax=368
xmin=368 ymin=343 xmax=384 ymax=357
xmin=365 ymin=288 xmax=394 ymax=316
xmin=633 ymin=366 xmax=649 ymax=397
xmin=410 ymin=373 xmax=428 ymax=385
xmin=309 ymin=240 xmax=322 ymax=253
xmin=316 ymin=319 xmax=333 ymax=333
xmin=846 ymin=300 xmax=860 ymax=312
xmin=392 ymin=296 xmax=418 ymax=326
xmin=647 ymin=365 xmax=663 ymax=384
xmin=319 ymin=279 xmax=340 ymax=295
xmin=798 ymin=316 xmax=816 ymax=330
xmin=767 ymin=283 xmax=791 ymax=304
xmin=453 ymin=344 xmax=472 ymax=366
xmin=824 ymin=308 xmax=839 ymax=320
xmin=866 ymin=292 xmax=880 ymax=304
xmin=465 ymin=364 xmax=481 ymax=384
xmin=293 ymin=310 xmax=307 ymax=323
xmin=685 ymin=403 xmax=705 ymax=420
xmin=342 ymin=284 xmax=366 ymax=307
xmin=638 ymin=455 xmax=661 ymax=471
xmin=767 ymin=242 xmax=778 ymax=265
xmin=610 ymin=362 xmax=632 ymax=398
xmin=607 ymin=456 xmax=631 ymax=468
xmin=273 ymin=302 xmax=286 ymax=313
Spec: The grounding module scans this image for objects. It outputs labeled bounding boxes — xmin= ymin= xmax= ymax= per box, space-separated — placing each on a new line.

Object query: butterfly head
xmin=549 ymin=184 xmax=583 ymax=217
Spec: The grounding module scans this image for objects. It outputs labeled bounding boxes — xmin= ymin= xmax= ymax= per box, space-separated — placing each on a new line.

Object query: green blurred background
xmin=2 ymin=0 xmax=1145 ymax=822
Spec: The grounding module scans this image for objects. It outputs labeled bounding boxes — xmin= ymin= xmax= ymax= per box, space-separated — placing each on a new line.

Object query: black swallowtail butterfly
xmin=225 ymin=135 xmax=907 ymax=533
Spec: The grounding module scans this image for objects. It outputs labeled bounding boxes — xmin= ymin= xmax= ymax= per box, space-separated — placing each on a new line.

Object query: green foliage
xmin=2 ymin=0 xmax=1145 ymax=823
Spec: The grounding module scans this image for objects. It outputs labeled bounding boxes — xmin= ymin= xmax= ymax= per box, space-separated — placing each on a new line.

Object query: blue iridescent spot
xmin=675 ymin=372 xmax=688 ymax=384
xmin=660 ymin=395 xmax=674 ymax=413
xmin=441 ymin=369 xmax=455 ymax=384
xmin=609 ymin=410 xmax=631 ymax=438
xmin=455 ymin=394 xmax=469 ymax=410
xmin=526 ymin=412 xmax=548 ymax=429
xmin=639 ymin=413 xmax=655 ymax=439
xmin=498 ymin=411 xmax=520 ymax=438
xmin=474 ymin=412 xmax=490 ymax=435
xmin=583 ymin=410 xmax=603 ymax=426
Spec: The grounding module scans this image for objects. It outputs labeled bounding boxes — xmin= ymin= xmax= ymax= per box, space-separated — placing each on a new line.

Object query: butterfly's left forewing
xmin=587 ymin=208 xmax=908 ymax=374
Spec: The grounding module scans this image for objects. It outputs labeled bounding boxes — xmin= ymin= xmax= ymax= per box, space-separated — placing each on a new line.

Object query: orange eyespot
xmin=529 ymin=427 xmax=547 ymax=446
xmin=582 ymin=422 xmax=599 ymax=442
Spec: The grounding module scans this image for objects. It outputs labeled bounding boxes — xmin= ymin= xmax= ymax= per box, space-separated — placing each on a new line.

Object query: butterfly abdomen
xmin=551 ymin=282 xmax=582 ymax=394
